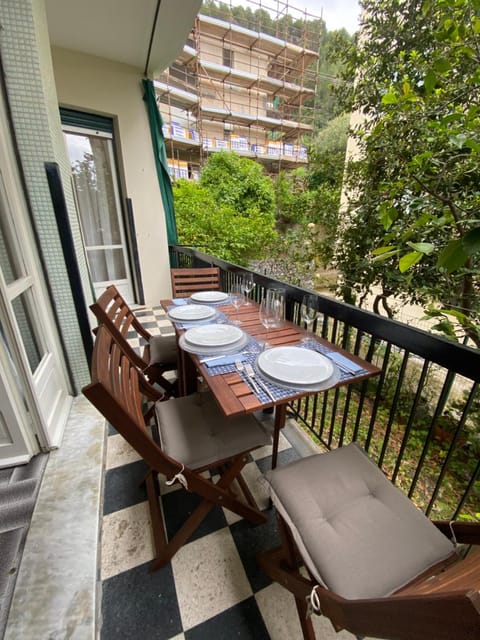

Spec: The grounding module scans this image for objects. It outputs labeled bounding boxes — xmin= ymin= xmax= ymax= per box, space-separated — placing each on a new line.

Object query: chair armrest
xmin=433 ymin=520 xmax=480 ymax=545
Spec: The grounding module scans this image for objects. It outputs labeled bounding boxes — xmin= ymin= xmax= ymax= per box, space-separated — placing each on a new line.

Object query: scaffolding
xmin=155 ymin=0 xmax=322 ymax=178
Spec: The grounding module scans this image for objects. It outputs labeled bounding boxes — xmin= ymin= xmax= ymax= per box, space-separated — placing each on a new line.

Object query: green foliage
xmin=333 ymin=0 xmax=480 ymax=346
xmin=200 ymin=151 xmax=275 ymax=218
xmin=273 ymin=168 xmax=314 ymax=228
xmin=173 ymin=153 xmax=276 ymax=265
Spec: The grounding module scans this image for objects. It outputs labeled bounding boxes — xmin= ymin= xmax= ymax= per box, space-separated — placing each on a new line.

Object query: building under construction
xmin=155 ymin=0 xmax=321 ymax=179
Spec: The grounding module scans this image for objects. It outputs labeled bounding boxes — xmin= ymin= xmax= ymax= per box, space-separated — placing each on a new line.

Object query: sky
xmin=229 ymin=0 xmax=361 ymax=35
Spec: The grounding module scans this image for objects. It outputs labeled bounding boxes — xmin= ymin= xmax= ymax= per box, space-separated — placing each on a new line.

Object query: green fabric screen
xmin=142 ymin=79 xmax=178 ymax=245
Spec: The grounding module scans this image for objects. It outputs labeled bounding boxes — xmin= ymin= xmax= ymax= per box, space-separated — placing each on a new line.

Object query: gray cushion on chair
xmin=155 ymin=393 xmax=270 ymax=469
xmin=267 ymin=443 xmax=455 ymax=600
xmin=149 ymin=334 xmax=178 ymax=366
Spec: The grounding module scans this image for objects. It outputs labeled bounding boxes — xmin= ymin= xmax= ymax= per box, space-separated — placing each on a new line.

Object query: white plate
xmin=167 ymin=304 xmax=216 ymax=322
xmin=257 ymin=346 xmax=335 ymax=386
xmin=179 ymin=332 xmax=249 ymax=356
xmin=190 ymin=291 xmax=229 ymax=303
xmin=184 ymin=323 xmax=243 ymax=347
xmin=255 ymin=360 xmax=341 ymax=392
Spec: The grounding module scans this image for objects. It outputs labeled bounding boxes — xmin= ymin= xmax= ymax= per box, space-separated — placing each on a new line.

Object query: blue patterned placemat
xmin=203 ymin=340 xmax=368 ymax=403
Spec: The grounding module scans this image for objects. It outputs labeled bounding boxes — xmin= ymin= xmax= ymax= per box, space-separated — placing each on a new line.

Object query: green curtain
xmin=142 ymin=78 xmax=178 ymax=244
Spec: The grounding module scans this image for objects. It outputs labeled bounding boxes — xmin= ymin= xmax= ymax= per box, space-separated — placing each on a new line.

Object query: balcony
xmin=3 ymin=248 xmax=479 ymax=639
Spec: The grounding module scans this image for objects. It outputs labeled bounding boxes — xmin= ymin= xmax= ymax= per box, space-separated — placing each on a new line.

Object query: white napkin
xmin=172 ymin=298 xmax=187 ymax=305
xmin=328 ymin=352 xmax=364 ymax=373
xmin=202 ymin=353 xmax=247 ymax=367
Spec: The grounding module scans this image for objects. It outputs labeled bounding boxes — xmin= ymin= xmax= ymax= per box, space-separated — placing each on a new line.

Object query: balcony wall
xmin=170 ymin=245 xmax=480 ymax=521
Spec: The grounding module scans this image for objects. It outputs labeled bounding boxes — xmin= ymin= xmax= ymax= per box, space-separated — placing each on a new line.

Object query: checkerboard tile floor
xmin=99 ymin=306 xmax=359 ymax=640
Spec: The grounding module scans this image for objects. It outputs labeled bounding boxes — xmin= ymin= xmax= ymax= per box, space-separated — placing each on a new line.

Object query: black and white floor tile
xmin=99 ymin=306 xmax=358 ymax=639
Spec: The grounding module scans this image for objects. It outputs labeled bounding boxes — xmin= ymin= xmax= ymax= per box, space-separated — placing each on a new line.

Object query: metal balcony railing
xmin=169 ymin=246 xmax=480 ymax=521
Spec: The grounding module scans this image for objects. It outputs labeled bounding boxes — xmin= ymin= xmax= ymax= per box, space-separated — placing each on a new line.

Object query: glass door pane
xmin=64 ymin=129 xmax=134 ymax=302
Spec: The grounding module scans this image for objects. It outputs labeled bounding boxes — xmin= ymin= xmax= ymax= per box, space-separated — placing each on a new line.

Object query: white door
xmin=0 ymin=88 xmax=72 ymax=466
xmin=63 ymin=126 xmax=134 ymax=303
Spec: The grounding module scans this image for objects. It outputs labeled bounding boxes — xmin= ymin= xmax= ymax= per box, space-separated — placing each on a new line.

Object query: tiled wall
xmin=0 ymin=0 xmax=91 ymax=391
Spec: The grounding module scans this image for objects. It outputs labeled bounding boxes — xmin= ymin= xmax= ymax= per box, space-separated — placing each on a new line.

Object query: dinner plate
xmin=184 ymin=323 xmax=243 ymax=347
xmin=254 ymin=359 xmax=341 ymax=392
xmin=257 ymin=346 xmax=335 ymax=386
xmin=179 ymin=331 xmax=249 ymax=356
xmin=190 ymin=291 xmax=229 ymax=303
xmin=167 ymin=304 xmax=216 ymax=322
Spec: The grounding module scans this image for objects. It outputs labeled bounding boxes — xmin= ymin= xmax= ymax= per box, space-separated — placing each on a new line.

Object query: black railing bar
xmin=339 ymin=383 xmax=355 ymax=448
xmin=340 ymin=322 xmax=351 ymax=351
xmin=408 ymin=369 xmax=456 ymax=499
xmin=170 ymin=246 xmax=480 ymax=381
xmin=338 ymin=330 xmax=364 ymax=446
xmin=452 ymin=456 xmax=480 ymax=520
xmin=330 ymin=316 xmax=340 ymax=345
xmin=319 ymin=387 xmax=330 ymax=439
xmin=309 ymin=392 xmax=320 ymax=439
xmin=365 ymin=342 xmax=392 ymax=453
xmin=392 ymin=358 xmax=431 ymax=483
xmin=353 ymin=335 xmax=379 ymax=440
xmin=425 ymin=381 xmax=479 ymax=517
xmin=328 ymin=384 xmax=343 ymax=448
xmin=379 ymin=351 xmax=411 ymax=468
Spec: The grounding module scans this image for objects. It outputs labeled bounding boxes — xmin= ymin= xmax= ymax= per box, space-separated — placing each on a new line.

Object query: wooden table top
xmin=162 ymin=299 xmax=381 ymax=418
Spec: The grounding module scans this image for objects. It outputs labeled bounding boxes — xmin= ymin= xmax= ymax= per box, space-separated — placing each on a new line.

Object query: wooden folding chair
xmin=258 ymin=443 xmax=480 ymax=640
xmin=83 ymin=325 xmax=270 ymax=571
xmin=170 ymin=267 xmax=221 ymax=298
xmin=90 ymin=285 xmax=178 ymax=396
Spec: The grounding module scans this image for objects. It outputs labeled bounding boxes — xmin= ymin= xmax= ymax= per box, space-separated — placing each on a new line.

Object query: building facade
xmin=156 ymin=9 xmax=320 ymax=179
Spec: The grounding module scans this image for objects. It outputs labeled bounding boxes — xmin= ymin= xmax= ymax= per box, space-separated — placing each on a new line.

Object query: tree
xmin=333 ymin=0 xmax=480 ymax=345
xmin=173 ymin=152 xmax=276 ymax=265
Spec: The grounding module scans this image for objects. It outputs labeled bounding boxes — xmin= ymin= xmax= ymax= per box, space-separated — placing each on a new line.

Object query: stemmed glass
xmin=241 ymin=273 xmax=255 ymax=306
xmin=259 ymin=297 xmax=276 ymax=348
xmin=230 ymin=283 xmax=245 ymax=325
xmin=300 ymin=294 xmax=318 ymax=345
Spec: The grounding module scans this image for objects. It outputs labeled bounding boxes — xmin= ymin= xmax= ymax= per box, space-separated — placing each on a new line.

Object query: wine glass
xmin=241 ymin=273 xmax=255 ymax=306
xmin=259 ymin=297 xmax=276 ymax=348
xmin=230 ymin=283 xmax=245 ymax=325
xmin=300 ymin=294 xmax=318 ymax=345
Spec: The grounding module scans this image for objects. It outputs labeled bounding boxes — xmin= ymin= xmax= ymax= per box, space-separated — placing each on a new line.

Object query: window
xmin=223 ymin=48 xmax=234 ymax=68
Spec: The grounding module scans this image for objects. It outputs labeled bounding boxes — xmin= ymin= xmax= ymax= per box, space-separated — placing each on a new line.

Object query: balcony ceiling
xmin=45 ymin=0 xmax=202 ymax=75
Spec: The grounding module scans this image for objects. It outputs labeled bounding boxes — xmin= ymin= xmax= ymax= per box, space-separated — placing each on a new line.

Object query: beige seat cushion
xmin=155 ymin=393 xmax=270 ymax=470
xmin=149 ymin=334 xmax=178 ymax=366
xmin=267 ymin=443 xmax=455 ymax=600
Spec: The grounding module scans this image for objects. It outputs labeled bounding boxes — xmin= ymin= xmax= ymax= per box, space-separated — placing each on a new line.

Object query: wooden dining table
xmin=161 ymin=298 xmax=380 ymax=469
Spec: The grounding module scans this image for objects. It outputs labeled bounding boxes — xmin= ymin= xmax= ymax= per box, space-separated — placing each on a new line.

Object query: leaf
xmin=465 ymin=138 xmax=480 ymax=153
xmin=406 ymin=241 xmax=435 ymax=254
xmin=462 ymin=227 xmax=480 ymax=255
xmin=372 ymin=250 xmax=400 ymax=262
xmin=437 ymin=240 xmax=468 ymax=273
xmin=372 ymin=245 xmax=397 ymax=256
xmin=399 ymin=251 xmax=423 ymax=272
xmin=424 ymin=69 xmax=436 ymax=94
xmin=450 ymin=133 xmax=467 ymax=148
xmin=381 ymin=92 xmax=398 ymax=105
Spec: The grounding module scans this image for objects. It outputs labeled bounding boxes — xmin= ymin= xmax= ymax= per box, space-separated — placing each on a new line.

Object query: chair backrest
xmin=82 ymin=325 xmax=176 ymax=477
xmin=90 ymin=285 xmax=149 ymax=370
xmin=170 ymin=267 xmax=221 ymax=298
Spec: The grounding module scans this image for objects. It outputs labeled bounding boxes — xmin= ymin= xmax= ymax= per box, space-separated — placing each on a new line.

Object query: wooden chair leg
xmin=148 ymin=455 xmax=266 ymax=572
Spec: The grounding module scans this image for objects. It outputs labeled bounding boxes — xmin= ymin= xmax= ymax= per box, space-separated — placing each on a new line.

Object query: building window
xmin=223 ymin=47 xmax=234 ymax=68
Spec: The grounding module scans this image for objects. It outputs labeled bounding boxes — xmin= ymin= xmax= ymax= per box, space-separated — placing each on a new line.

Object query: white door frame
xmin=0 ymin=83 xmax=72 ymax=466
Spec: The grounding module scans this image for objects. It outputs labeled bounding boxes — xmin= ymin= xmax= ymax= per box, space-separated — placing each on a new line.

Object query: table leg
xmin=178 ymin=349 xmax=197 ymax=396
xmin=271 ymin=403 xmax=287 ymax=470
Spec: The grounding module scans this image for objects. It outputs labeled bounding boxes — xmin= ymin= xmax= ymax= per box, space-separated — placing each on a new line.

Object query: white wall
xmin=51 ymin=46 xmax=173 ymax=304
